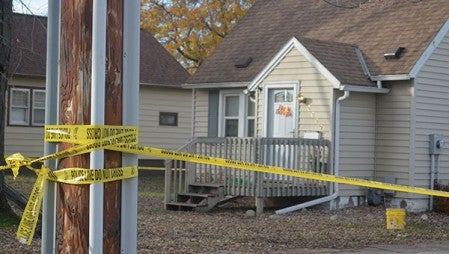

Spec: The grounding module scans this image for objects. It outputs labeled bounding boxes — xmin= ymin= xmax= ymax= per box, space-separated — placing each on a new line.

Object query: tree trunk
xmin=0 ymin=0 xmax=13 ymax=214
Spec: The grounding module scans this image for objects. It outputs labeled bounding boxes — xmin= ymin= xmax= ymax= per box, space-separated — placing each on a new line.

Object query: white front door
xmin=266 ymin=88 xmax=296 ymax=138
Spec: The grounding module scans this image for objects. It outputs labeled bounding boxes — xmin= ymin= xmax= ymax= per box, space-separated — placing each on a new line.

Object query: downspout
xmin=377 ymin=80 xmax=382 ymax=89
xmin=191 ymin=88 xmax=196 ymax=137
xmin=276 ymin=90 xmax=350 ymax=214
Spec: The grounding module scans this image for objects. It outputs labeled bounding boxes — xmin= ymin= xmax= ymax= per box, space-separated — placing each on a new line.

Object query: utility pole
xmin=0 ymin=0 xmax=12 ymax=214
xmin=54 ymin=1 xmax=138 ymax=253
xmin=104 ymin=1 xmax=123 ymax=252
xmin=56 ymin=0 xmax=92 ymax=252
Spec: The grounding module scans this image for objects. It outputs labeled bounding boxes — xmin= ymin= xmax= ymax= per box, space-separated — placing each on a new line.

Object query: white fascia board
xmin=339 ymin=85 xmax=390 ymax=94
xmin=248 ymin=37 xmax=341 ymax=91
xmin=370 ymin=74 xmax=411 ymax=81
xmin=182 ymin=81 xmax=249 ymax=89
xmin=409 ymin=18 xmax=449 ymax=78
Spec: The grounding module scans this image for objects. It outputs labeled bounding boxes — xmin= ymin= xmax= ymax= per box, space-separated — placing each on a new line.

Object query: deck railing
xmin=165 ymin=137 xmax=331 ymax=204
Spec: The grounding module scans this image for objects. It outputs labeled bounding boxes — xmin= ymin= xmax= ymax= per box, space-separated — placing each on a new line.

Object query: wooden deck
xmin=165 ymin=137 xmax=331 ymax=213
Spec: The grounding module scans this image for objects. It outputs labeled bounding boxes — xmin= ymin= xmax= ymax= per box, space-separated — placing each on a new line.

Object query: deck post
xmin=255 ymin=172 xmax=264 ymax=215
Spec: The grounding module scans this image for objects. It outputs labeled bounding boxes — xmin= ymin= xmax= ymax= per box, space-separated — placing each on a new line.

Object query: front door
xmin=264 ymin=86 xmax=298 ymax=174
xmin=267 ymin=88 xmax=296 ymax=138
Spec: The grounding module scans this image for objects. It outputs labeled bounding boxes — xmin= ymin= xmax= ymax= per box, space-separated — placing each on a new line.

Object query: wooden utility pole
xmin=103 ymin=1 xmax=124 ymax=252
xmin=56 ymin=1 xmax=92 ymax=252
xmin=0 ymin=0 xmax=12 ymax=214
xmin=56 ymin=1 xmax=125 ymax=253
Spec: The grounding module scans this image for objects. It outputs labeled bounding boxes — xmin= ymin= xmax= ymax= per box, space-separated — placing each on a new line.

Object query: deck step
xmin=177 ymin=193 xmax=215 ymax=198
xmin=188 ymin=182 xmax=223 ymax=188
xmin=166 ymin=201 xmax=206 ymax=211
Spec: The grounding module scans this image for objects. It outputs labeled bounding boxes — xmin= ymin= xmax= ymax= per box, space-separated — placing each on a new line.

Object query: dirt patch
xmin=2 ymin=180 xmax=449 ymax=253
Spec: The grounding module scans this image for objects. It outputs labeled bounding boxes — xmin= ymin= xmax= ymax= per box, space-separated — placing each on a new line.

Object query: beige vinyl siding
xmin=139 ymin=86 xmax=192 ymax=156
xmin=5 ymin=126 xmax=44 ymax=158
xmin=413 ymin=33 xmax=449 ymax=188
xmin=339 ymin=92 xmax=376 ymax=196
xmin=193 ymin=89 xmax=209 ymax=137
xmin=5 ymin=77 xmax=193 ymax=158
xmin=375 ymin=82 xmax=412 ymax=198
xmin=257 ymin=48 xmax=333 ymax=139
xmin=5 ymin=77 xmax=45 ymax=158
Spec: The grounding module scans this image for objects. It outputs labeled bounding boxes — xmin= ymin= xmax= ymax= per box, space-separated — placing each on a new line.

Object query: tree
xmin=0 ymin=0 xmax=12 ymax=214
xmin=141 ymin=0 xmax=255 ymax=72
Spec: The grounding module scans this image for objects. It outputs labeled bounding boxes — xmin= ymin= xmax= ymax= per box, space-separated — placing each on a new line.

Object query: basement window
xmin=159 ymin=112 xmax=178 ymax=126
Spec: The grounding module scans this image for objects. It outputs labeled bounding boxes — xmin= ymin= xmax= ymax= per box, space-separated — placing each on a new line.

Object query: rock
xmin=330 ymin=214 xmax=343 ymax=221
xmin=269 ymin=214 xmax=282 ymax=220
xmin=245 ymin=209 xmax=256 ymax=218
xmin=421 ymin=214 xmax=429 ymax=220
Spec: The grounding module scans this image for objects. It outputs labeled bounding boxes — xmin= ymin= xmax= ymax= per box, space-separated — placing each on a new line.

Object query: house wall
xmin=5 ymin=77 xmax=46 ymax=158
xmin=258 ymin=48 xmax=334 ymax=140
xmin=5 ymin=78 xmax=193 ymax=160
xmin=138 ymin=86 xmax=192 ymax=157
xmin=192 ymin=89 xmax=209 ymax=137
xmin=413 ymin=33 xmax=449 ymax=192
xmin=339 ymin=92 xmax=376 ymax=196
xmin=375 ymin=82 xmax=413 ymax=199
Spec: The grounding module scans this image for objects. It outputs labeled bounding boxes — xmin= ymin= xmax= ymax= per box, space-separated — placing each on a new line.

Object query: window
xmin=246 ymin=96 xmax=255 ymax=137
xmin=32 ymin=90 xmax=45 ymax=126
xmin=224 ymin=95 xmax=239 ymax=136
xmin=219 ymin=90 xmax=255 ymax=137
xmin=9 ymin=87 xmax=45 ymax=126
xmin=159 ymin=112 xmax=178 ymax=126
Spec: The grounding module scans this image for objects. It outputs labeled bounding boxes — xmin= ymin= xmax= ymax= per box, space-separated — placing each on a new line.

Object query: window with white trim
xmin=9 ymin=87 xmax=45 ymax=126
xmin=219 ymin=90 xmax=255 ymax=137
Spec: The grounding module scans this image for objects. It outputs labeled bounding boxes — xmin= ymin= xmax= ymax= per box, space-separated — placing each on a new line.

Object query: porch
xmin=164 ymin=137 xmax=332 ymax=213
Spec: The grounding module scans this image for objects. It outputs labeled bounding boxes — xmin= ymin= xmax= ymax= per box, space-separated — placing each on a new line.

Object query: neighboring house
xmin=6 ymin=13 xmax=191 ymax=167
xmin=165 ymin=0 xmax=449 ymax=213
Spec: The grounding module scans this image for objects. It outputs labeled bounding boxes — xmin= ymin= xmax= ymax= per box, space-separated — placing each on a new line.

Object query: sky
xmin=13 ymin=0 xmax=48 ymax=16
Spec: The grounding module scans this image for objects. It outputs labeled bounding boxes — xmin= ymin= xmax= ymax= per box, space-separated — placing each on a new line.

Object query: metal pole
xmin=90 ymin=0 xmax=107 ymax=253
xmin=42 ymin=0 xmax=60 ymax=252
xmin=121 ymin=0 xmax=140 ymax=252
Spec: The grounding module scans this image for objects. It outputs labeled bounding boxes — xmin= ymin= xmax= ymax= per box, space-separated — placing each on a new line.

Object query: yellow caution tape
xmin=46 ymin=166 xmax=137 ymax=184
xmin=111 ymin=144 xmax=449 ymax=198
xmin=41 ymin=125 xmax=449 ymax=198
xmin=6 ymin=124 xmax=449 ymax=245
xmin=44 ymin=125 xmax=138 ymax=144
xmin=15 ymin=165 xmax=137 ymax=245
xmin=16 ymin=166 xmax=48 ymax=245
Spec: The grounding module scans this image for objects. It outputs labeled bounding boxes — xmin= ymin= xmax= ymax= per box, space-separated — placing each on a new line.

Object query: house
xmin=6 ymin=13 xmax=191 ymax=168
xmin=164 ymin=0 xmax=449 ymax=213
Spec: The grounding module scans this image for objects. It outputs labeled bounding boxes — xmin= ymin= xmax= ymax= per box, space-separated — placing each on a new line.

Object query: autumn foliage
xmin=141 ymin=0 xmax=255 ymax=72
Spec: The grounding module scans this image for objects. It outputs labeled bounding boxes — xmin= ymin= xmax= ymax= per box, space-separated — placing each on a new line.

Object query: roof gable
xmin=249 ymin=37 xmax=372 ymax=91
xmin=187 ymin=0 xmax=449 ymax=85
xmin=9 ymin=13 xmax=189 ymax=86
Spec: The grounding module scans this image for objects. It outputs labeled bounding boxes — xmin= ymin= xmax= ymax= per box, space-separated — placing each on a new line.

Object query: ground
xmin=1 ymin=174 xmax=449 ymax=253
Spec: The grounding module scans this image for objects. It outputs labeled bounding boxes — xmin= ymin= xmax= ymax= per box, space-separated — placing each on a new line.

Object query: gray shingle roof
xmin=9 ymin=13 xmax=189 ymax=86
xmin=187 ymin=0 xmax=449 ymax=85
xmin=297 ymin=37 xmax=372 ymax=87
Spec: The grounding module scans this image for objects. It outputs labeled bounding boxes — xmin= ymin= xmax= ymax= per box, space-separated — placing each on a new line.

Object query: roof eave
xmin=182 ymin=81 xmax=250 ymax=89
xmin=9 ymin=73 xmax=46 ymax=79
xmin=140 ymin=82 xmax=184 ymax=88
xmin=409 ymin=18 xmax=449 ymax=78
xmin=340 ymin=84 xmax=390 ymax=94
xmin=370 ymin=74 xmax=411 ymax=81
